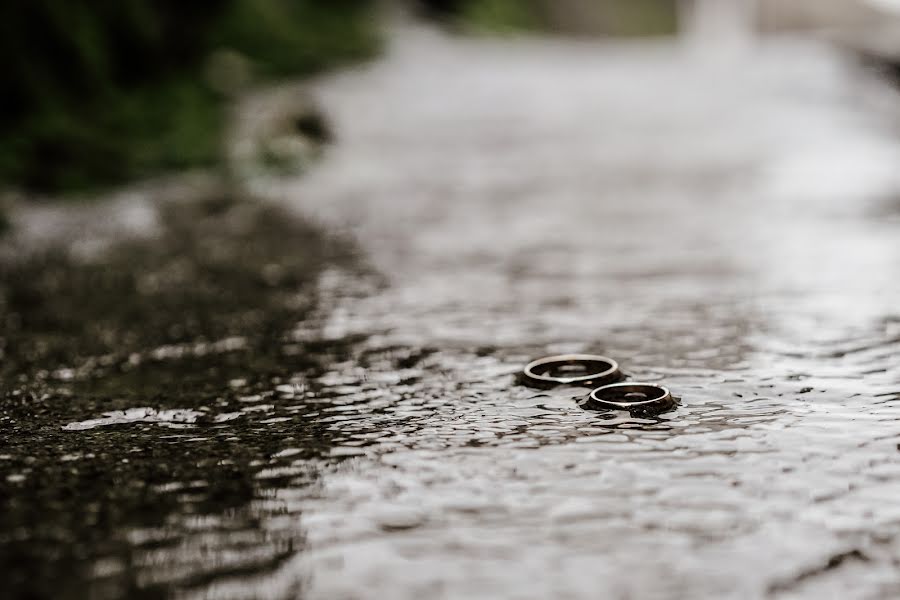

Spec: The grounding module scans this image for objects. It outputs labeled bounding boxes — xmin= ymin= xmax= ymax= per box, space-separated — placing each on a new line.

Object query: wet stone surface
xmin=4 ymin=27 xmax=900 ymax=600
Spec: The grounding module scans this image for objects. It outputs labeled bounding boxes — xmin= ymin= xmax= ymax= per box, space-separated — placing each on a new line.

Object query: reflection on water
xmin=4 ymin=24 xmax=900 ymax=600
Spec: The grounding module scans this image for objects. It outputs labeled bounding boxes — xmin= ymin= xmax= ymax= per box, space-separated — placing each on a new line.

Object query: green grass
xmin=459 ymin=0 xmax=540 ymax=33
xmin=600 ymin=0 xmax=678 ymax=36
xmin=0 ymin=0 xmax=380 ymax=196
xmin=458 ymin=0 xmax=677 ymax=36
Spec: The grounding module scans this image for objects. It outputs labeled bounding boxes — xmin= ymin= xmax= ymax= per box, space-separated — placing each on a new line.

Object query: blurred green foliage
xmin=596 ymin=0 xmax=678 ymax=36
xmin=458 ymin=0 xmax=677 ymax=36
xmin=459 ymin=0 xmax=540 ymax=33
xmin=0 ymin=0 xmax=379 ymax=194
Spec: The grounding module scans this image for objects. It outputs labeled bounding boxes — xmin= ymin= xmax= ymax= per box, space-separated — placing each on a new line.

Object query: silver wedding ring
xmin=523 ymin=354 xmax=621 ymax=388
xmin=587 ymin=382 xmax=675 ymax=415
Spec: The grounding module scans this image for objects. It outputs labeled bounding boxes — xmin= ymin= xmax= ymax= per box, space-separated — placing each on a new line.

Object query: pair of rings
xmin=522 ymin=354 xmax=676 ymax=415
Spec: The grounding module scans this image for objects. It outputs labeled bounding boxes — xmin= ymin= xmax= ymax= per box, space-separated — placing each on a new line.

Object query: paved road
xmin=5 ymin=25 xmax=900 ymax=600
xmin=265 ymin=27 xmax=900 ymax=599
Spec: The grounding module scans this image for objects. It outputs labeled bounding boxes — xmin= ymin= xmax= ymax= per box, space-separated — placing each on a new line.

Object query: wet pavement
xmin=4 ymin=25 xmax=900 ymax=600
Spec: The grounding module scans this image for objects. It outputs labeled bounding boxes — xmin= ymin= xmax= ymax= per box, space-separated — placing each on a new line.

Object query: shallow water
xmin=4 ymin=27 xmax=900 ymax=599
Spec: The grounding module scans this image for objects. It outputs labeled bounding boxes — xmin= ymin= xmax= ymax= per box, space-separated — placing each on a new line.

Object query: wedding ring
xmin=586 ymin=382 xmax=676 ymax=415
xmin=522 ymin=354 xmax=620 ymax=388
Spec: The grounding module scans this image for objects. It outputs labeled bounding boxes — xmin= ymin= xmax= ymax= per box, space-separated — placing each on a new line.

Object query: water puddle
xmin=3 ymin=25 xmax=900 ymax=600
xmin=62 ymin=408 xmax=206 ymax=431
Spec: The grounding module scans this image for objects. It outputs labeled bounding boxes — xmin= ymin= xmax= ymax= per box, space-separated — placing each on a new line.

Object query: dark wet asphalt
xmin=4 ymin=26 xmax=900 ymax=600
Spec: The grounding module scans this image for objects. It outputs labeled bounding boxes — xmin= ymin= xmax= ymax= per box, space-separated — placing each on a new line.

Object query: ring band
xmin=586 ymin=382 xmax=675 ymax=415
xmin=522 ymin=354 xmax=620 ymax=387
